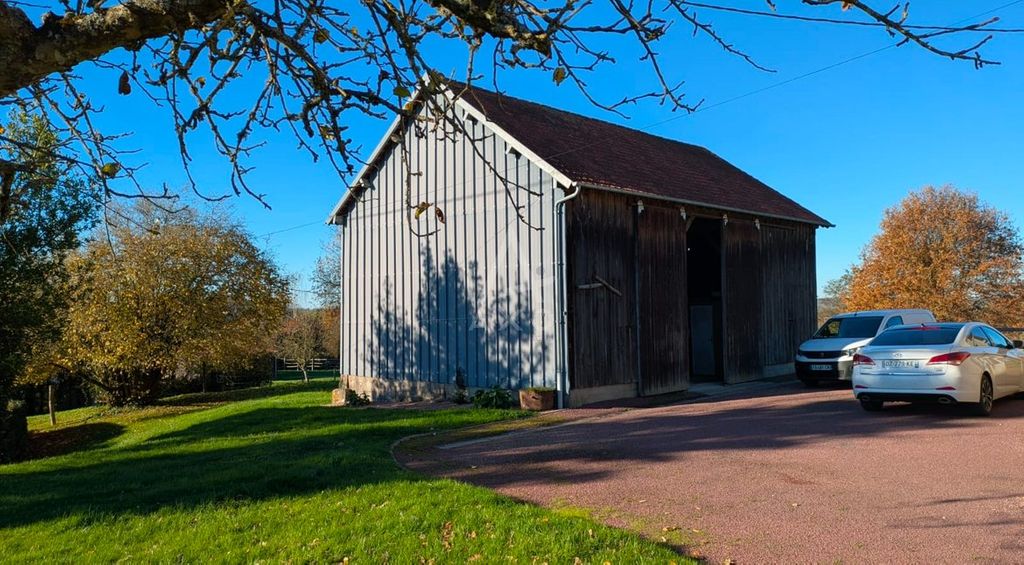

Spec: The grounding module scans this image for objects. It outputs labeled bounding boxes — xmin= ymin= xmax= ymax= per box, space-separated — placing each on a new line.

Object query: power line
xmin=329 ymin=0 xmax=1024 ymax=224
xmin=972 ymin=0 xmax=1024 ymax=20
xmin=257 ymin=220 xmax=328 ymax=238
xmin=548 ymin=0 xmax=1024 ymax=153
xmin=680 ymin=1 xmax=1024 ymax=33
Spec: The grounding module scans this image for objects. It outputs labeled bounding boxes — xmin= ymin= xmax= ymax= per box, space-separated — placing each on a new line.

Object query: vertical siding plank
xmin=459 ymin=113 xmax=469 ymax=385
xmin=341 ymin=210 xmax=349 ymax=375
xmin=471 ymin=118 xmax=483 ymax=388
xmin=514 ymin=155 xmax=524 ymax=389
xmin=447 ymin=112 xmax=459 ymax=386
xmin=722 ymin=219 xmax=764 ymax=383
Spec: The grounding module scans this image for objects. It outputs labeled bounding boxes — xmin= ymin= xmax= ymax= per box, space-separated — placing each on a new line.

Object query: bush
xmin=160 ymin=356 xmax=275 ymax=397
xmin=472 ymin=385 xmax=515 ymax=409
xmin=92 ymin=368 xmax=163 ymax=407
xmin=452 ymin=367 xmax=469 ymax=405
xmin=0 ymin=399 xmax=29 ymax=464
xmin=344 ymin=389 xmax=371 ymax=407
xmin=207 ymin=355 xmax=275 ymax=391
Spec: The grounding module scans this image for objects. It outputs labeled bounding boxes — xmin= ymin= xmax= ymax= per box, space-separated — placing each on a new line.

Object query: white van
xmin=795 ymin=309 xmax=936 ymax=386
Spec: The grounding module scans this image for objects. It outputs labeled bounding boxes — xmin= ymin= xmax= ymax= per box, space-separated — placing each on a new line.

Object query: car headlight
xmin=842 ymin=346 xmax=861 ymax=357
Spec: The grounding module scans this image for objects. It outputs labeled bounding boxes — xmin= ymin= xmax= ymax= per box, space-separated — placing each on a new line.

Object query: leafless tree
xmin=276 ymin=308 xmax=325 ymax=382
xmin=0 ymin=0 xmax=1018 ymax=224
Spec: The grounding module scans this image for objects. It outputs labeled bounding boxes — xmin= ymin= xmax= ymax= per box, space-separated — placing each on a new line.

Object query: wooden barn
xmin=327 ymin=83 xmax=831 ymax=407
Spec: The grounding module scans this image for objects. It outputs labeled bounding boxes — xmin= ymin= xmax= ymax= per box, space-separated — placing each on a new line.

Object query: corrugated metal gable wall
xmin=338 ymin=105 xmax=560 ymax=390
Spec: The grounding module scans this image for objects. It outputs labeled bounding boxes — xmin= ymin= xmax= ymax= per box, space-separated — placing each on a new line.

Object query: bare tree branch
xmin=0 ymin=0 xmax=1018 ymax=227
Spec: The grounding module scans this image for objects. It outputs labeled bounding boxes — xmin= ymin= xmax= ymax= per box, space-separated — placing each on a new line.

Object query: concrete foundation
xmin=335 ymin=374 xmax=454 ymax=404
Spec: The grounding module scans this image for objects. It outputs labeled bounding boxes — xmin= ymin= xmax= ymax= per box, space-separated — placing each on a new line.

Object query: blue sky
xmin=60 ymin=2 xmax=1024 ymax=304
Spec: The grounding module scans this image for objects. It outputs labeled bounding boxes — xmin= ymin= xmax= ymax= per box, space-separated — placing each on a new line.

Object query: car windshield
xmin=870 ymin=326 xmax=963 ymax=346
xmin=814 ymin=316 xmax=884 ymax=339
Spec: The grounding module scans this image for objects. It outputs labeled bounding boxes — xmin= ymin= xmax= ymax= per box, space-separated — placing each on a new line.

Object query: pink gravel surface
xmin=404 ymin=385 xmax=1024 ymax=563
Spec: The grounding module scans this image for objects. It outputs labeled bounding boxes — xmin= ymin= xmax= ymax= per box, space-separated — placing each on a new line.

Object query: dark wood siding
xmin=567 ymin=191 xmax=690 ymax=395
xmin=566 ymin=190 xmax=637 ymax=390
xmin=722 ymin=219 xmax=764 ymax=383
xmin=568 ymin=189 xmax=819 ymax=397
xmin=636 ymin=204 xmax=689 ymax=395
xmin=760 ymin=224 xmax=818 ymax=366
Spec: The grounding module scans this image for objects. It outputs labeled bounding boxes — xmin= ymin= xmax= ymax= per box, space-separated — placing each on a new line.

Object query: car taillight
xmin=927 ymin=352 xmax=971 ymax=366
xmin=853 ymin=353 xmax=875 ymax=366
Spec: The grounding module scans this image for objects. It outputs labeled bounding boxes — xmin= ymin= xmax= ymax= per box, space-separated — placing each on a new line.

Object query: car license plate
xmin=810 ymin=364 xmax=832 ymax=371
xmin=882 ymin=360 xmax=920 ymax=369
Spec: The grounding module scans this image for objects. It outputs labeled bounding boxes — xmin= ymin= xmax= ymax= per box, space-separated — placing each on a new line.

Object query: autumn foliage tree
xmin=55 ymin=205 xmax=290 ymax=405
xmin=311 ymin=232 xmax=341 ymax=359
xmin=836 ymin=186 xmax=1024 ymax=327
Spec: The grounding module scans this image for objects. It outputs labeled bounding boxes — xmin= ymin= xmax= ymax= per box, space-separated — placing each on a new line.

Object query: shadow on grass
xmin=27 ymin=422 xmax=126 ymax=460
xmin=147 ymin=406 xmax=353 ymax=444
xmin=0 ymin=406 xmax=470 ymax=530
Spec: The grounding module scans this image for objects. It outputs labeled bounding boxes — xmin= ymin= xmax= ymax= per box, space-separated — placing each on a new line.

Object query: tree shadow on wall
xmin=370 ymin=249 xmax=549 ymax=390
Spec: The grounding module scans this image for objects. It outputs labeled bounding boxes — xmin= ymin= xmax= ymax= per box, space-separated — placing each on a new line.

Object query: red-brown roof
xmin=456 ymin=83 xmax=830 ymax=226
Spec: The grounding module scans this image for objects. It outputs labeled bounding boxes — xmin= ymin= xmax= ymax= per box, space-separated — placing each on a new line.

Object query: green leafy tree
xmin=0 ymin=113 xmax=98 ymax=462
xmin=57 ymin=205 xmax=291 ymax=406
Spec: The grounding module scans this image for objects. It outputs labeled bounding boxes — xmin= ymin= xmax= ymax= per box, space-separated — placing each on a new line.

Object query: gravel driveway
xmin=402 ymin=384 xmax=1024 ymax=563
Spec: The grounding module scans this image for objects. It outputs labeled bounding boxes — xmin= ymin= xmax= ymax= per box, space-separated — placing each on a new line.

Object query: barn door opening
xmin=686 ymin=218 xmax=723 ymax=383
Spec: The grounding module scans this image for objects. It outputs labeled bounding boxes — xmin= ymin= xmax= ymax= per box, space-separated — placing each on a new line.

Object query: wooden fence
xmin=275 ymin=357 xmax=340 ymax=371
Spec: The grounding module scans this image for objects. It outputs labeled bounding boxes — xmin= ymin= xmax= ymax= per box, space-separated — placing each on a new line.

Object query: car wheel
xmin=800 ymin=377 xmax=818 ymax=388
xmin=971 ymin=375 xmax=994 ymax=417
xmin=860 ymin=399 xmax=884 ymax=412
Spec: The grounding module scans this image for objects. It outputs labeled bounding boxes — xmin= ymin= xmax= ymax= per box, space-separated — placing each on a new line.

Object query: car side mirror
xmin=1014 ymin=340 xmax=1023 ymax=349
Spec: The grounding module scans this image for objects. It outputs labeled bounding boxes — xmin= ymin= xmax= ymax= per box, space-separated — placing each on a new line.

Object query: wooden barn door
xmin=636 ymin=204 xmax=689 ymax=395
xmin=722 ymin=219 xmax=764 ymax=383
xmin=760 ymin=224 xmax=817 ymax=367
xmin=567 ymin=191 xmax=638 ymax=393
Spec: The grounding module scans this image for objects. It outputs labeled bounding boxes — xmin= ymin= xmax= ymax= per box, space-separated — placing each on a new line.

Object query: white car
xmin=852 ymin=322 xmax=1024 ymax=415
xmin=796 ymin=309 xmax=935 ymax=386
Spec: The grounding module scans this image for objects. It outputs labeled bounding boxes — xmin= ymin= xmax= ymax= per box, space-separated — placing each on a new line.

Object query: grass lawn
xmin=273 ymin=369 xmax=340 ymax=381
xmin=1 ymin=379 xmax=688 ymax=563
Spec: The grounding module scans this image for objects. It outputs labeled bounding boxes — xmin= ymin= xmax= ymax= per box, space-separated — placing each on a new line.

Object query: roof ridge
xmin=448 ymin=79 xmax=716 ymax=157
xmin=441 ymin=79 xmax=830 ymax=227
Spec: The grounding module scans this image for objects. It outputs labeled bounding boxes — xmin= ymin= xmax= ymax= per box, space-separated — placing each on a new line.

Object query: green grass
xmin=273 ymin=369 xmax=340 ymax=381
xmin=3 ymin=379 xmax=688 ymax=563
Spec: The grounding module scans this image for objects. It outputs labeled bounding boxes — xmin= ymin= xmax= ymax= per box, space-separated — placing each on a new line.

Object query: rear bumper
xmin=852 ymin=367 xmax=977 ymax=403
xmin=854 ymin=391 xmax=961 ymax=404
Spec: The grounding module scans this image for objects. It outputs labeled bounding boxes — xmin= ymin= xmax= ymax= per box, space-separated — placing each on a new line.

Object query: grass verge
xmin=4 ymin=379 xmax=690 ymax=563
